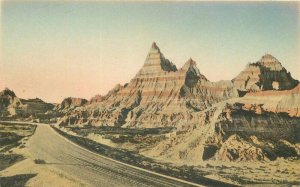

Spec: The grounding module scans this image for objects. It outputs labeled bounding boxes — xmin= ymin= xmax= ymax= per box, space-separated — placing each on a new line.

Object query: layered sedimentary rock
xmin=144 ymin=100 xmax=300 ymax=163
xmin=238 ymin=84 xmax=300 ymax=117
xmin=216 ymin=103 xmax=300 ymax=142
xmin=58 ymin=43 xmax=238 ymax=127
xmin=214 ymin=135 xmax=268 ymax=162
xmin=55 ymin=97 xmax=88 ymax=113
xmin=276 ymin=84 xmax=300 ymax=116
xmin=89 ymin=95 xmax=104 ymax=104
xmin=56 ymin=42 xmax=299 ymax=162
xmin=233 ymin=54 xmax=298 ymax=92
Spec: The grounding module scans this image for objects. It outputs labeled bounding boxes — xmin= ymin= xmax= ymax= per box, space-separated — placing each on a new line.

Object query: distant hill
xmin=0 ymin=88 xmax=55 ymax=122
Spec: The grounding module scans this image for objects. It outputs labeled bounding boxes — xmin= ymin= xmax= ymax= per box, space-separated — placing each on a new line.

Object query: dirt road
xmin=27 ymin=124 xmax=202 ymax=187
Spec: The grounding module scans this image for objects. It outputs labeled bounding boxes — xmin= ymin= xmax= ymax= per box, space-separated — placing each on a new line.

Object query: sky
xmin=1 ymin=1 xmax=299 ymax=103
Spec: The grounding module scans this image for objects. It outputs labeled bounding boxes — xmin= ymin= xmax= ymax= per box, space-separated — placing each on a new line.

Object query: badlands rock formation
xmin=55 ymin=43 xmax=300 ymax=164
xmin=89 ymin=95 xmax=104 ymax=104
xmin=58 ymin=42 xmax=238 ymax=127
xmin=144 ymin=67 xmax=299 ymax=164
xmin=57 ymin=42 xmax=299 ymax=163
xmin=0 ymin=88 xmax=54 ymax=121
xmin=144 ymin=100 xmax=299 ymax=163
xmin=2 ymin=42 xmax=299 ymax=163
xmin=0 ymin=88 xmax=23 ymax=117
xmin=54 ymin=97 xmax=88 ymax=113
xmin=233 ymin=54 xmax=298 ymax=92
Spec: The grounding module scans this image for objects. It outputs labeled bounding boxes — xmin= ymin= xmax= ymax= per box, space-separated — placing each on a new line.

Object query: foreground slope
xmin=2 ymin=123 xmax=232 ymax=187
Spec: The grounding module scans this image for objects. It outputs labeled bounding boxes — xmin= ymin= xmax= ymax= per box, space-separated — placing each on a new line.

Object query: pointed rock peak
xmin=181 ymin=58 xmax=208 ymax=88
xmin=151 ymin=42 xmax=159 ymax=50
xmin=147 ymin=42 xmax=161 ymax=56
xmin=146 ymin=42 xmax=162 ymax=59
xmin=187 ymin=58 xmax=197 ymax=66
xmin=182 ymin=58 xmax=198 ymax=70
xmin=148 ymin=42 xmax=161 ymax=55
xmin=136 ymin=42 xmax=177 ymax=75
xmin=181 ymin=58 xmax=207 ymax=81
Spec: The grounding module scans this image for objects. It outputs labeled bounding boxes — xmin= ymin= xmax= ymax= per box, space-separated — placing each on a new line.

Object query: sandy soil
xmin=0 ymin=127 xmax=86 ymax=187
xmin=67 ymin=125 xmax=300 ymax=186
xmin=186 ymin=160 xmax=300 ymax=186
xmin=2 ymin=124 xmax=205 ymax=187
xmin=1 ymin=158 xmax=85 ymax=187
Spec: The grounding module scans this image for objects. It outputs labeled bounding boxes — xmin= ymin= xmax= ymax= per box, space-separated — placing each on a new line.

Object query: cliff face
xmin=212 ymin=85 xmax=300 ymax=162
xmin=216 ymin=103 xmax=299 ymax=142
xmin=143 ymin=76 xmax=300 ymax=163
xmin=212 ymin=101 xmax=300 ymax=161
xmin=58 ymin=43 xmax=238 ymax=127
xmin=144 ymin=100 xmax=300 ymax=164
xmin=239 ymin=84 xmax=300 ymax=117
xmin=233 ymin=54 xmax=298 ymax=92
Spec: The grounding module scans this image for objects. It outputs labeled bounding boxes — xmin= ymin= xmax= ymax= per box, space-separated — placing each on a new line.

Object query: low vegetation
xmin=0 ymin=122 xmax=36 ymax=171
xmin=0 ymin=174 xmax=37 ymax=187
xmin=58 ymin=125 xmax=300 ymax=186
xmin=66 ymin=126 xmax=174 ymax=150
xmin=53 ymin=126 xmax=236 ymax=187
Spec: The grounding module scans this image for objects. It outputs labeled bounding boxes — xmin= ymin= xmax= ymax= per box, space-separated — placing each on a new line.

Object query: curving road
xmin=26 ymin=124 xmax=203 ymax=187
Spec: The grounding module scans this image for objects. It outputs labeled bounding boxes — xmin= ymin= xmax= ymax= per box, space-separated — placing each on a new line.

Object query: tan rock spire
xmin=58 ymin=42 xmax=239 ymax=127
xmin=136 ymin=42 xmax=177 ymax=78
xmin=182 ymin=58 xmax=197 ymax=69
xmin=151 ymin=42 xmax=159 ymax=51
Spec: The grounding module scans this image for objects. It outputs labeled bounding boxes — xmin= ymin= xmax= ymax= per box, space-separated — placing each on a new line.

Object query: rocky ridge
xmin=57 ymin=42 xmax=299 ymax=163
xmin=58 ymin=43 xmax=238 ymax=127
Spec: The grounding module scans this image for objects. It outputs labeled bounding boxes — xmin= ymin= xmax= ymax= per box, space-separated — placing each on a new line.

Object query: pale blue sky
xmin=1 ymin=1 xmax=299 ymax=102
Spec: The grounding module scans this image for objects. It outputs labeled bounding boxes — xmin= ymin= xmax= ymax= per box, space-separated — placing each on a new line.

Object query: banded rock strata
xmin=57 ymin=42 xmax=299 ymax=163
xmin=233 ymin=54 xmax=298 ymax=92
xmin=58 ymin=43 xmax=238 ymax=127
xmin=54 ymin=97 xmax=88 ymax=113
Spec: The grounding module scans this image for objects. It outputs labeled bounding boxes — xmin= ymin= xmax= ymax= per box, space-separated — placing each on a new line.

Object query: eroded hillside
xmin=55 ymin=43 xmax=300 ymax=164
